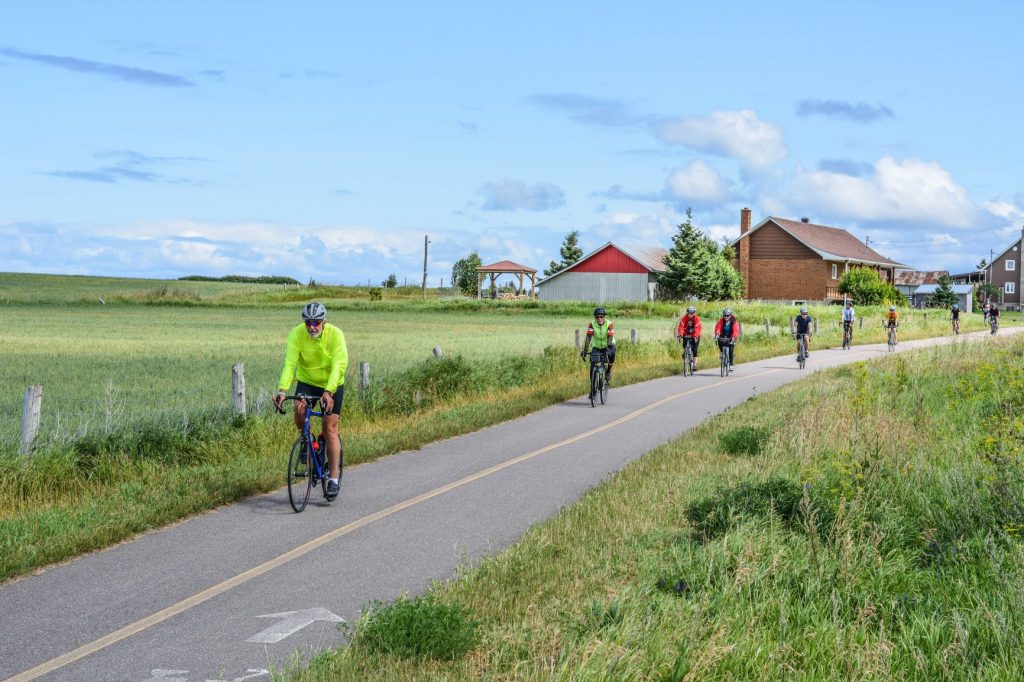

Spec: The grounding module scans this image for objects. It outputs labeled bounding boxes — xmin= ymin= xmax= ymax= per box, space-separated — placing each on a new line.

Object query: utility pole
xmin=421 ymin=235 xmax=430 ymax=301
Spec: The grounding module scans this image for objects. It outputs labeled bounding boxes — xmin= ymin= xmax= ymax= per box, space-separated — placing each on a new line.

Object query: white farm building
xmin=537 ymin=242 xmax=668 ymax=303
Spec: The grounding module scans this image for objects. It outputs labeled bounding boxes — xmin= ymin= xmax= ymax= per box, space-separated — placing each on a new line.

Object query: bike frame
xmin=682 ymin=337 xmax=696 ymax=372
xmin=282 ymin=395 xmax=328 ymax=480
xmin=588 ymin=349 xmax=609 ymax=405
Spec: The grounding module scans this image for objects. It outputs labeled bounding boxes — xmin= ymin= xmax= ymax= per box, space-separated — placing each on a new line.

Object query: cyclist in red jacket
xmin=714 ymin=308 xmax=740 ymax=371
xmin=677 ymin=306 xmax=702 ymax=371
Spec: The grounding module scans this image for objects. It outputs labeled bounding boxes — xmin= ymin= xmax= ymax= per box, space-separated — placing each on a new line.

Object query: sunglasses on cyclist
xmin=304 ymin=319 xmax=323 ymax=328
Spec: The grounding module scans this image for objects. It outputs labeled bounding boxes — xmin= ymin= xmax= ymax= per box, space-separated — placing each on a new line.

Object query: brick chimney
xmin=738 ymin=208 xmax=752 ymax=298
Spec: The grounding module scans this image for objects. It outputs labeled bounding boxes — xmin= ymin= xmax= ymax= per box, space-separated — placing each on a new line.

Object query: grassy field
xmin=291 ymin=335 xmax=1024 ymax=681
xmin=0 ymin=272 xmax=1012 ymax=583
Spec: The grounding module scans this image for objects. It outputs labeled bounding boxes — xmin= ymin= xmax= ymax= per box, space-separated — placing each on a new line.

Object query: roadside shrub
xmin=685 ymin=476 xmax=832 ymax=541
xmin=718 ymin=426 xmax=770 ymax=456
xmin=353 ymin=595 xmax=480 ymax=661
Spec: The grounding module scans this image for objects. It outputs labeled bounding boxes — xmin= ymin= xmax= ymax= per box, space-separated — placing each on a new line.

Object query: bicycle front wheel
xmin=589 ymin=365 xmax=597 ymax=407
xmin=599 ymin=369 xmax=608 ymax=404
xmin=287 ymin=437 xmax=312 ymax=513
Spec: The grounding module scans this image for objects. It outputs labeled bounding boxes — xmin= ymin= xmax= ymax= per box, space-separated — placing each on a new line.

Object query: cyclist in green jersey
xmin=580 ymin=307 xmax=616 ymax=386
xmin=273 ymin=302 xmax=349 ymax=501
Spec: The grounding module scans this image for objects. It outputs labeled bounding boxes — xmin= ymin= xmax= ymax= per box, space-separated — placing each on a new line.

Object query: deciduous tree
xmin=451 ymin=251 xmax=483 ymax=296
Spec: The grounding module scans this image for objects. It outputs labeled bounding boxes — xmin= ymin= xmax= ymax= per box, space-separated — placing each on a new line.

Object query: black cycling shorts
xmin=295 ymin=381 xmax=344 ymax=416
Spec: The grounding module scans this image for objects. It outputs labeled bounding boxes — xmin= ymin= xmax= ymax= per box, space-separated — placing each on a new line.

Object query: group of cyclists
xmin=672 ymin=300 xmax=994 ymax=369
xmin=273 ymin=297 xmax=998 ymax=504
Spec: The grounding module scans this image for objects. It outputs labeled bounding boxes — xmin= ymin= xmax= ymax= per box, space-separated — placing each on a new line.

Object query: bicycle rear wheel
xmin=287 ymin=437 xmax=312 ymax=513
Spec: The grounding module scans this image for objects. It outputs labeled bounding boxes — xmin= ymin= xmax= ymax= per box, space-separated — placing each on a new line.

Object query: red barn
xmin=536 ymin=242 xmax=668 ymax=302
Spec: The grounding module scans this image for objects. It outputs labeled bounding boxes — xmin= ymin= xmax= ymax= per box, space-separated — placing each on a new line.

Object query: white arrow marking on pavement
xmin=246 ymin=608 xmax=345 ymax=644
xmin=206 ymin=669 xmax=270 ymax=682
xmin=139 ymin=671 xmax=189 ymax=682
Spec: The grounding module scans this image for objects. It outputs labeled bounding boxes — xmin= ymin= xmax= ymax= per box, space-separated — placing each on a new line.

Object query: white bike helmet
xmin=302 ymin=301 xmax=327 ymax=321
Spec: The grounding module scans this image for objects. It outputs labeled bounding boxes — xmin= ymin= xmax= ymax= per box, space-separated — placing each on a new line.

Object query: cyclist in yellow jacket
xmin=580 ymin=307 xmax=616 ymax=386
xmin=273 ymin=302 xmax=349 ymax=501
xmin=885 ymin=305 xmax=899 ymax=345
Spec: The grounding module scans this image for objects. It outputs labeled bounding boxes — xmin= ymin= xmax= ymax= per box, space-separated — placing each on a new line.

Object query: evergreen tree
xmin=544 ymin=230 xmax=583 ymax=276
xmin=382 ymin=273 xmax=398 ymax=288
xmin=929 ymin=273 xmax=959 ymax=308
xmin=451 ymin=251 xmax=483 ymax=296
xmin=657 ymin=208 xmax=742 ymax=300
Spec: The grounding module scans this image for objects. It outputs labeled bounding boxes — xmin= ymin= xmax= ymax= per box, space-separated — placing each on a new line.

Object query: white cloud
xmin=704 ymin=223 xmax=740 ymax=244
xmin=478 ymin=179 xmax=565 ymax=211
xmin=653 ymin=110 xmax=788 ymax=169
xmin=788 ymin=157 xmax=980 ymax=228
xmin=665 ymin=160 xmax=732 ymax=203
xmin=589 ymin=206 xmax=679 ymax=245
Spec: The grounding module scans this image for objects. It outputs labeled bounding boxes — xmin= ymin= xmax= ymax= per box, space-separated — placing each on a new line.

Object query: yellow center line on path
xmin=8 ymin=367 xmax=786 ymax=682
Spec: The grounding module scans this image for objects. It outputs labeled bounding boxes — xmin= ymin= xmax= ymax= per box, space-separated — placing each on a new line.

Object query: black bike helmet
xmin=302 ymin=301 xmax=327 ymax=321
xmin=686 ymin=306 xmax=696 ymax=314
xmin=593 ymin=307 xmax=607 ymax=317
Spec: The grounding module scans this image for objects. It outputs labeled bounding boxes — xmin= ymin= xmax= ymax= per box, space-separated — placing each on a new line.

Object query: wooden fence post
xmin=789 ymin=316 xmax=794 ymax=334
xmin=859 ymin=317 xmax=864 ymax=329
xmin=359 ymin=362 xmax=370 ymax=390
xmin=432 ymin=346 xmax=443 ymax=359
xmin=231 ymin=363 xmax=246 ymax=416
xmin=574 ymin=329 xmax=581 ymax=349
xmin=813 ymin=319 xmax=818 ymax=334
xmin=20 ymin=385 xmax=42 ymax=456
xmin=764 ymin=319 xmax=770 ymax=335
xmin=630 ymin=328 xmax=638 ymax=343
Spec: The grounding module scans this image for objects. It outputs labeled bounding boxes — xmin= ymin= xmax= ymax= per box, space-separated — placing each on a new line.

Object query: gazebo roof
xmin=477 ymin=259 xmax=537 ymax=273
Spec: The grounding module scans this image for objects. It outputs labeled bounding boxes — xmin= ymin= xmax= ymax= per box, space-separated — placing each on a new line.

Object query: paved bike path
xmin=1 ymin=330 xmax=1015 ymax=682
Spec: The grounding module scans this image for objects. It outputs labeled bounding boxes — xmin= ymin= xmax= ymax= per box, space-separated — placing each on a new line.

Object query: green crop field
xmin=0 ymin=300 xmax=679 ymax=449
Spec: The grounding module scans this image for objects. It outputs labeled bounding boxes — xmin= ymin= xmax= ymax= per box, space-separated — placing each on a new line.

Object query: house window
xmin=1006 ymin=282 xmax=1016 ymax=294
xmin=831 ymin=264 xmax=838 ymax=279
xmin=1007 ymin=259 xmax=1016 ymax=271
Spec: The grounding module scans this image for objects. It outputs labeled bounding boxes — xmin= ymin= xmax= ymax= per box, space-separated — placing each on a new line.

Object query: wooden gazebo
xmin=476 ymin=260 xmax=538 ymax=299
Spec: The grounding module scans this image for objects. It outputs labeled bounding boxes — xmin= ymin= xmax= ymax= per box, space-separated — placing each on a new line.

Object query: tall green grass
xmin=292 ymin=336 xmax=1024 ymax=680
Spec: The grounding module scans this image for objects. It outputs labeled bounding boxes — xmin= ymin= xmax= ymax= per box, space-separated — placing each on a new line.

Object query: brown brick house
xmin=982 ymin=230 xmax=1024 ymax=310
xmin=733 ymin=209 xmax=909 ymax=302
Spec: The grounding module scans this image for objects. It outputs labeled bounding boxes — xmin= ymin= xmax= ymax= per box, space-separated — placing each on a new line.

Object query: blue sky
xmin=3 ymin=1 xmax=1023 ymax=284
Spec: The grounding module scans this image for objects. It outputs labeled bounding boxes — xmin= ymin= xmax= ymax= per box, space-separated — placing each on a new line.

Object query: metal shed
xmin=911 ymin=284 xmax=974 ymax=312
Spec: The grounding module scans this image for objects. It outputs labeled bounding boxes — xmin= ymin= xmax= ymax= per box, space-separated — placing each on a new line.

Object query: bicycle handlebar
xmin=274 ymin=393 xmax=325 ymax=414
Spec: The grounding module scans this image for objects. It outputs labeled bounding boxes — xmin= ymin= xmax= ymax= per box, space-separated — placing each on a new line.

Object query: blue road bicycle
xmin=277 ymin=394 xmax=344 ymax=512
